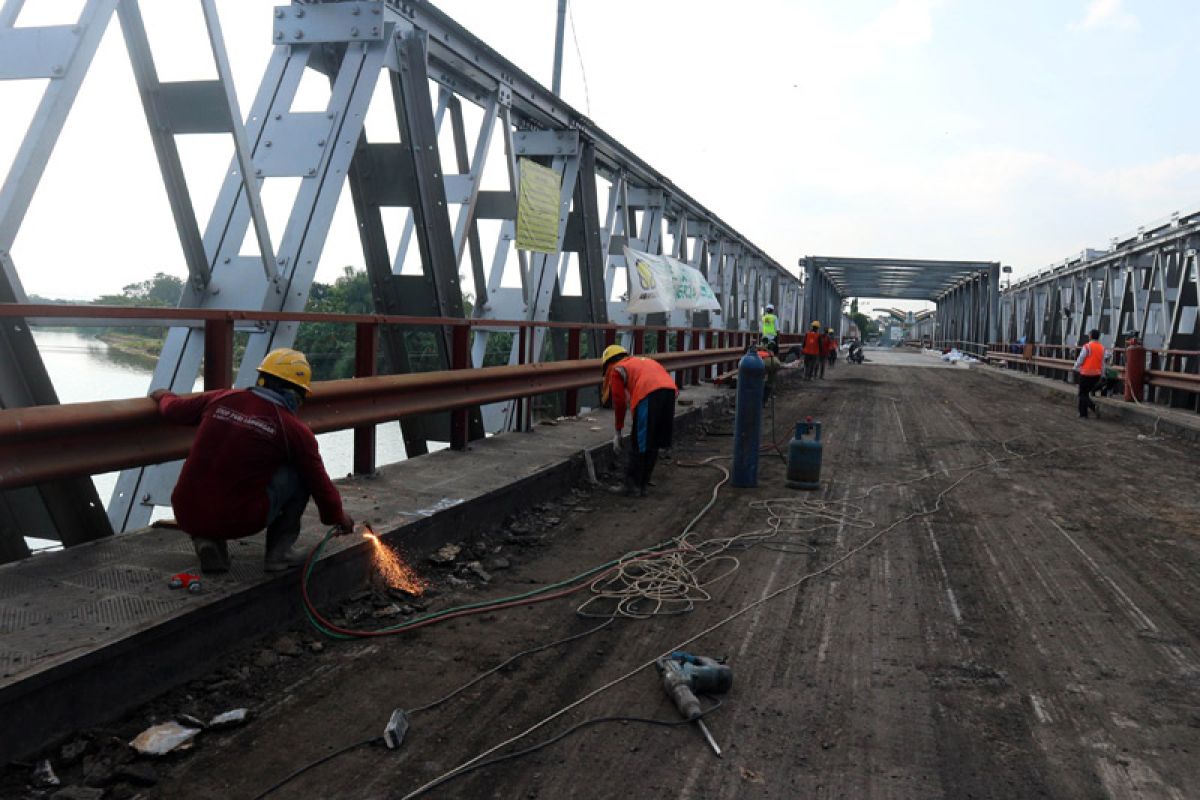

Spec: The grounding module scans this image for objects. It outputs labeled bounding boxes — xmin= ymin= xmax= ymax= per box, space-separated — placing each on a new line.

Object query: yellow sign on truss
xmin=516 ymin=157 xmax=561 ymax=254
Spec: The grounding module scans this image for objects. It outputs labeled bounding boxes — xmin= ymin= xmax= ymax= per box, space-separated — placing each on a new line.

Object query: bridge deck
xmin=4 ymin=356 xmax=1200 ymax=799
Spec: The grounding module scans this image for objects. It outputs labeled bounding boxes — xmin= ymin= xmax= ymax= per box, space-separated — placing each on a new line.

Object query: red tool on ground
xmin=168 ymin=572 xmax=202 ymax=593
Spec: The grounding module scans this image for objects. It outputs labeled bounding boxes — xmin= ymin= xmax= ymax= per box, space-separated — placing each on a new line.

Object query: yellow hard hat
xmin=257 ymin=348 xmax=312 ymax=395
xmin=811 ymin=320 xmax=821 ymax=328
xmin=601 ymin=344 xmax=628 ymax=367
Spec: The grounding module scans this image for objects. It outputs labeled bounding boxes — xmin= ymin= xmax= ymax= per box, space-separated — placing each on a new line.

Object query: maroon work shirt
xmin=156 ymin=389 xmax=344 ymax=539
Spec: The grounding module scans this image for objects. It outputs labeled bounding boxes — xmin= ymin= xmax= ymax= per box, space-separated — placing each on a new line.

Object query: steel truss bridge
xmin=1 ymin=0 xmax=812 ymax=554
xmin=799 ymin=256 xmax=1001 ymax=346
xmin=4 ymin=0 xmax=1197 ymax=563
xmin=1000 ymin=211 xmax=1200 ymax=353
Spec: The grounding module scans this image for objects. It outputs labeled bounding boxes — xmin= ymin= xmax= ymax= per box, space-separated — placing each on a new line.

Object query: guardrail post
xmin=565 ymin=327 xmax=581 ymax=416
xmin=604 ymin=327 xmax=616 ymax=349
xmin=675 ymin=328 xmax=687 ymax=389
xmin=203 ymin=318 xmax=234 ymax=390
xmin=705 ymin=331 xmax=715 ymax=381
xmin=353 ymin=323 xmax=377 ymax=474
xmin=450 ymin=324 xmax=470 ymax=450
xmin=633 ymin=327 xmax=645 ymax=355
xmin=516 ymin=325 xmax=527 ymax=431
xmin=657 ymin=329 xmax=667 ymax=356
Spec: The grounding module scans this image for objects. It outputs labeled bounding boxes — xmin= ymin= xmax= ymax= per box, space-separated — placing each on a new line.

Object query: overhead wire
xmin=565 ymin=0 xmax=591 ymax=116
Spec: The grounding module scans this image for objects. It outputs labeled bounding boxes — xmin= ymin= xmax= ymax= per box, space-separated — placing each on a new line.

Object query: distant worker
xmin=1072 ymin=329 xmax=1105 ymax=419
xmin=825 ymin=327 xmax=839 ymax=370
xmin=802 ymin=321 xmax=823 ymax=380
xmin=151 ymin=348 xmax=355 ymax=575
xmin=755 ymin=339 xmax=781 ymax=406
xmin=816 ymin=325 xmax=830 ymax=379
xmin=601 ymin=345 xmax=678 ymax=497
xmin=760 ymin=304 xmax=778 ymax=350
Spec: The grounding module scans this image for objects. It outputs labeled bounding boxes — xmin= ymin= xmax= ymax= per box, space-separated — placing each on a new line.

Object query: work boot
xmin=264 ymin=526 xmax=307 ymax=572
xmin=192 ymin=537 xmax=230 ymax=575
xmin=607 ymin=479 xmax=638 ymax=497
xmin=264 ymin=547 xmax=308 ymax=573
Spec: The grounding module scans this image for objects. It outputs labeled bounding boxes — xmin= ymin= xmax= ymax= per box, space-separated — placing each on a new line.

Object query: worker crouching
xmin=601 ymin=344 xmax=678 ymax=497
xmin=150 ymin=348 xmax=355 ymax=575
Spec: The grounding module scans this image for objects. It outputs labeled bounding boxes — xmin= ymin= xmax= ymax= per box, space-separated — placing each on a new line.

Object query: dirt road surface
xmin=11 ymin=352 xmax=1200 ymax=799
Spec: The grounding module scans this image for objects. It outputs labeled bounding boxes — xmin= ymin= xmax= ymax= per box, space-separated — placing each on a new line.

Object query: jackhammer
xmin=655 ymin=652 xmax=732 ymax=758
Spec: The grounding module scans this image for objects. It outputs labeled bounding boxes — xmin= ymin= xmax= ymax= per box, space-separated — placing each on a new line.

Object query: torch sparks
xmin=362 ymin=526 xmax=427 ymax=596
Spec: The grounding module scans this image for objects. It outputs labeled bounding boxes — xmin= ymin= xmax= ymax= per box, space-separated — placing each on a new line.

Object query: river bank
xmin=94 ymin=331 xmax=163 ymax=367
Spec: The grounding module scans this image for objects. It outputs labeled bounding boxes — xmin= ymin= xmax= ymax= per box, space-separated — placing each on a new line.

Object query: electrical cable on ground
xmin=253 ymin=619 xmax=616 ymax=799
xmin=398 ymin=438 xmax=1105 ymax=800
xmin=402 ymin=700 xmax=722 ymax=799
xmin=250 ymin=736 xmax=381 ymax=800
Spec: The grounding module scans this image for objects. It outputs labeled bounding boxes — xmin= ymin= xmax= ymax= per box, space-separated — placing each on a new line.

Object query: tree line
xmin=31 ymin=268 xmax=516 ymax=380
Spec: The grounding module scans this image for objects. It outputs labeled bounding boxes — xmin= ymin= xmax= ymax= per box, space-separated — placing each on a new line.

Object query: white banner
xmin=624 ymin=247 xmax=675 ymax=314
xmin=663 ymin=255 xmax=721 ymax=311
xmin=624 ymin=247 xmax=721 ymax=314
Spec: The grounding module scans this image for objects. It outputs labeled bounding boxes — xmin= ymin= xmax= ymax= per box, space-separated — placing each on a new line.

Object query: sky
xmin=4 ymin=0 xmax=1200 ymax=316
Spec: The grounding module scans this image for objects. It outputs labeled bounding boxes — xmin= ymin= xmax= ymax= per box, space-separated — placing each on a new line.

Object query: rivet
xmin=294 ymin=30 xmax=304 ymax=39
xmin=274 ymin=9 xmax=284 ymax=18
xmin=275 ymin=31 xmax=284 ymax=41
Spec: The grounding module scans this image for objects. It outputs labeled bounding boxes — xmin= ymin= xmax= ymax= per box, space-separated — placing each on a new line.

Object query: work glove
xmin=334 ymin=512 xmax=355 ymax=536
xmin=611 ymin=432 xmax=622 ymax=455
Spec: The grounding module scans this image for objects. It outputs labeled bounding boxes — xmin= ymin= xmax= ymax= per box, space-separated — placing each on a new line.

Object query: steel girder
xmin=2 ymin=0 xmax=803 ymax=539
xmin=1001 ymin=211 xmax=1200 ymax=353
xmin=800 ymin=260 xmax=844 ymax=333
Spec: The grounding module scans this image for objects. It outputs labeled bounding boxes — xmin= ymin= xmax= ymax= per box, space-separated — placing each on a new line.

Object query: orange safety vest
xmin=824 ymin=335 xmax=838 ymax=354
xmin=1080 ymin=340 xmax=1104 ymax=376
xmin=802 ymin=331 xmax=822 ymax=356
xmin=606 ymin=357 xmax=678 ymax=431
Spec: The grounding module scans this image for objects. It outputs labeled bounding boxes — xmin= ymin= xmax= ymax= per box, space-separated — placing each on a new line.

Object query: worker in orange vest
xmin=802 ymin=321 xmax=823 ymax=380
xmin=601 ymin=344 xmax=679 ymax=496
xmin=1072 ymin=328 xmax=1105 ymax=418
xmin=825 ymin=327 xmax=839 ymax=370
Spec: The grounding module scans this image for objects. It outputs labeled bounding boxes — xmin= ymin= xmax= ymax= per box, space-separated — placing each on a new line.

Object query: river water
xmin=28 ymin=329 xmax=412 ymax=544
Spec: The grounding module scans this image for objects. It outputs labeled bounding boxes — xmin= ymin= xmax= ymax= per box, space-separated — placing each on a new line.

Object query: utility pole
xmin=552 ymin=0 xmax=566 ymax=96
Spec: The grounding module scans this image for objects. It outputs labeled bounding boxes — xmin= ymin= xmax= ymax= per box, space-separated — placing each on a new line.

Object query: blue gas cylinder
xmin=731 ymin=351 xmax=765 ymax=488
xmin=786 ymin=417 xmax=822 ymax=490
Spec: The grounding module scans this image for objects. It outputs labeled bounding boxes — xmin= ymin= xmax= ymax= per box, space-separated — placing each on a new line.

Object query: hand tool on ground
xmin=655 ymin=651 xmax=732 ymax=757
xmin=168 ymin=572 xmax=202 ymax=593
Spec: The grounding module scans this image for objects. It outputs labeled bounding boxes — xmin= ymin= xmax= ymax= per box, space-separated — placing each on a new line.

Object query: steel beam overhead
xmin=801 ymin=256 xmax=999 ymax=302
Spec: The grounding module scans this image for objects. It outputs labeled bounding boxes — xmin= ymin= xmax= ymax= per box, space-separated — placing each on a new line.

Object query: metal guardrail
xmin=985 ymin=343 xmax=1200 ymax=411
xmin=0 ymin=303 xmax=752 ymax=490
